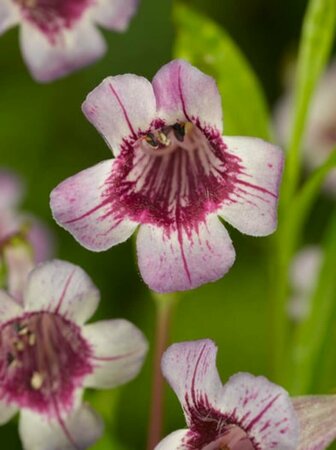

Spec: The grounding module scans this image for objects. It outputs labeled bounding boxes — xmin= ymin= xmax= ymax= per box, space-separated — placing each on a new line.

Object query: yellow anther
xmin=28 ymin=333 xmax=36 ymax=346
xmin=31 ymin=372 xmax=44 ymax=390
xmin=14 ymin=341 xmax=25 ymax=352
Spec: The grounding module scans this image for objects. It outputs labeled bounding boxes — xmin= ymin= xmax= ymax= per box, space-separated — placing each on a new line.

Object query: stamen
xmin=31 ymin=371 xmax=44 ymax=390
xmin=157 ymin=131 xmax=171 ymax=146
xmin=172 ymin=123 xmax=186 ymax=142
xmin=14 ymin=340 xmax=25 ymax=352
xmin=28 ymin=333 xmax=36 ymax=346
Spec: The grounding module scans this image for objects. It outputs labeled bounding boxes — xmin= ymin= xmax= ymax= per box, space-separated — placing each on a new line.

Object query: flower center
xmin=110 ymin=122 xmax=243 ymax=232
xmin=202 ymin=425 xmax=255 ymax=450
xmin=13 ymin=0 xmax=92 ymax=40
xmin=0 ymin=312 xmax=92 ymax=416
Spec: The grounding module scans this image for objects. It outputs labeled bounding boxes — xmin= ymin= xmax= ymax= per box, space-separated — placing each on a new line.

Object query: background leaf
xmin=173 ymin=2 xmax=271 ymax=139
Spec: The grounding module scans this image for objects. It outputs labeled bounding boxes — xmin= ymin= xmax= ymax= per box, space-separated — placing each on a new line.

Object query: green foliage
xmin=173 ymin=2 xmax=270 ymax=139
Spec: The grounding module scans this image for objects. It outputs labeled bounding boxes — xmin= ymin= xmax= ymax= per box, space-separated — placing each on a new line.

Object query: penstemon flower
xmin=288 ymin=246 xmax=322 ymax=321
xmin=156 ymin=339 xmax=299 ymax=450
xmin=275 ymin=60 xmax=336 ymax=196
xmin=51 ymin=59 xmax=283 ymax=293
xmin=0 ymin=0 xmax=139 ymax=82
xmin=156 ymin=339 xmax=336 ymax=450
xmin=0 ymin=259 xmax=148 ymax=450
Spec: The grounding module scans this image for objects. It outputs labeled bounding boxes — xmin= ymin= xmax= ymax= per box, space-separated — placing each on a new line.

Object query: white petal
xmin=219 ymin=137 xmax=284 ymax=236
xmin=82 ymin=74 xmax=156 ymax=156
xmin=161 ymin=340 xmax=223 ymax=427
xmin=20 ymin=20 xmax=106 ymax=83
xmin=24 ymin=260 xmax=99 ymax=325
xmin=137 ymin=216 xmax=235 ymax=293
xmin=93 ymin=0 xmax=139 ymax=31
xmin=220 ymin=373 xmax=298 ymax=450
xmin=152 ymin=59 xmax=223 ymax=132
xmin=82 ymin=319 xmax=148 ymax=388
xmin=0 ymin=290 xmax=22 ymax=323
xmin=19 ymin=405 xmax=104 ymax=450
xmin=294 ymin=395 xmax=336 ymax=450
xmin=155 ymin=430 xmax=190 ymax=450
xmin=0 ymin=0 xmax=19 ymax=35
xmin=290 ymin=246 xmax=322 ymax=293
xmin=50 ymin=160 xmax=138 ymax=252
xmin=0 ymin=401 xmax=18 ymax=425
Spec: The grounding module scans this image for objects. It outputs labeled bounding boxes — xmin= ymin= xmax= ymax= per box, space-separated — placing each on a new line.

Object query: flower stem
xmin=147 ymin=292 xmax=178 ymax=450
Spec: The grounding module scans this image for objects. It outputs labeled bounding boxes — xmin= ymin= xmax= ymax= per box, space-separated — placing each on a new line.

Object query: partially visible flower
xmin=0 ymin=259 xmax=148 ymax=450
xmin=51 ymin=59 xmax=283 ymax=293
xmin=156 ymin=339 xmax=299 ymax=450
xmin=288 ymin=246 xmax=322 ymax=321
xmin=275 ymin=60 xmax=336 ymax=195
xmin=0 ymin=170 xmax=53 ymax=301
xmin=0 ymin=0 xmax=139 ymax=82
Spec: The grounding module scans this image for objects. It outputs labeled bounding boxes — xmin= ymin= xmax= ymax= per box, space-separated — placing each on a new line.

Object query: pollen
xmin=31 ymin=372 xmax=44 ymax=390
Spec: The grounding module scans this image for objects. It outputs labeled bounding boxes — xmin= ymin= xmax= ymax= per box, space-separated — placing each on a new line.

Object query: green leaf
xmin=281 ymin=0 xmax=336 ymax=206
xmin=289 ymin=211 xmax=336 ymax=394
xmin=173 ymin=2 xmax=270 ymax=139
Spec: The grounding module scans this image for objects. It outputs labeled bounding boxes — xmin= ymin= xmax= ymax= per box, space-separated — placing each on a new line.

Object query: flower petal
xmin=0 ymin=401 xmax=18 ymax=425
xmin=19 ymin=404 xmax=104 ymax=450
xmin=0 ymin=0 xmax=19 ymax=35
xmin=290 ymin=246 xmax=322 ymax=293
xmin=19 ymin=21 xmax=106 ymax=83
xmin=82 ymin=319 xmax=148 ymax=389
xmin=161 ymin=340 xmax=223 ymax=427
xmin=24 ymin=260 xmax=99 ymax=325
xmin=0 ymin=170 xmax=22 ymax=210
xmin=155 ymin=430 xmax=190 ymax=450
xmin=136 ymin=216 xmax=235 ymax=293
xmin=93 ymin=0 xmax=139 ymax=31
xmin=82 ymin=74 xmax=156 ymax=156
xmin=0 ymin=290 xmax=22 ymax=323
xmin=152 ymin=59 xmax=223 ymax=132
xmin=219 ymin=137 xmax=284 ymax=236
xmin=50 ymin=160 xmax=138 ymax=252
xmin=293 ymin=395 xmax=336 ymax=450
xmin=219 ymin=373 xmax=298 ymax=450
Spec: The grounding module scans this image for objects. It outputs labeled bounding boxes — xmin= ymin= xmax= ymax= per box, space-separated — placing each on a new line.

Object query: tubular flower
xmin=0 ymin=0 xmax=139 ymax=82
xmin=51 ymin=59 xmax=284 ymax=293
xmin=275 ymin=60 xmax=336 ymax=196
xmin=0 ymin=169 xmax=52 ymax=262
xmin=155 ymin=339 xmax=298 ymax=450
xmin=0 ymin=259 xmax=148 ymax=450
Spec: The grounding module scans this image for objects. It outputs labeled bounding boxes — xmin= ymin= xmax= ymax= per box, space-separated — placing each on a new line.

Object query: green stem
xmin=147 ymin=292 xmax=178 ymax=450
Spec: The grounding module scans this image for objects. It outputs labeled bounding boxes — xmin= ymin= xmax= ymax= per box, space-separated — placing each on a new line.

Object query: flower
xmin=156 ymin=339 xmax=298 ymax=450
xmin=275 ymin=60 xmax=336 ymax=196
xmin=0 ymin=169 xmax=53 ymax=301
xmin=0 ymin=259 xmax=148 ymax=450
xmin=50 ymin=59 xmax=284 ymax=293
xmin=0 ymin=0 xmax=139 ymax=82
xmin=288 ymin=246 xmax=322 ymax=321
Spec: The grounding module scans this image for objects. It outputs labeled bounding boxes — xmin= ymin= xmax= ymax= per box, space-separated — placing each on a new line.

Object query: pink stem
xmin=147 ymin=294 xmax=177 ymax=450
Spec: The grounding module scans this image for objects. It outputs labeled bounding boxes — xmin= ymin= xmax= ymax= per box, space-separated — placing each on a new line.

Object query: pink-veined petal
xmin=155 ymin=430 xmax=190 ymax=450
xmin=82 ymin=319 xmax=148 ymax=389
xmin=93 ymin=0 xmax=139 ymax=31
xmin=294 ymin=395 xmax=336 ymax=450
xmin=0 ymin=290 xmax=22 ymax=323
xmin=220 ymin=373 xmax=298 ymax=450
xmin=219 ymin=137 xmax=284 ymax=236
xmin=82 ymin=74 xmax=156 ymax=156
xmin=0 ymin=170 xmax=22 ymax=210
xmin=19 ymin=404 xmax=103 ymax=450
xmin=19 ymin=21 xmax=106 ymax=83
xmin=0 ymin=401 xmax=18 ymax=425
xmin=24 ymin=260 xmax=99 ymax=325
xmin=161 ymin=340 xmax=223 ymax=427
xmin=0 ymin=0 xmax=19 ymax=35
xmin=136 ymin=216 xmax=235 ymax=293
xmin=152 ymin=59 xmax=223 ymax=133
xmin=50 ymin=160 xmax=138 ymax=252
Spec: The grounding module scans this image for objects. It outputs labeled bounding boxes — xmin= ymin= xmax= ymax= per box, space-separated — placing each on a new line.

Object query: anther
xmin=28 ymin=333 xmax=36 ymax=346
xmin=31 ymin=372 xmax=44 ymax=390
xmin=157 ymin=132 xmax=171 ymax=146
xmin=145 ymin=133 xmax=159 ymax=148
xmin=14 ymin=340 xmax=25 ymax=352
xmin=172 ymin=123 xmax=186 ymax=142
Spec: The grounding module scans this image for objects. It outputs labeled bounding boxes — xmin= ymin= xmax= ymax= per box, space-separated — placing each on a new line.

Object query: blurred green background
xmin=1 ymin=0 xmax=335 ymax=448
